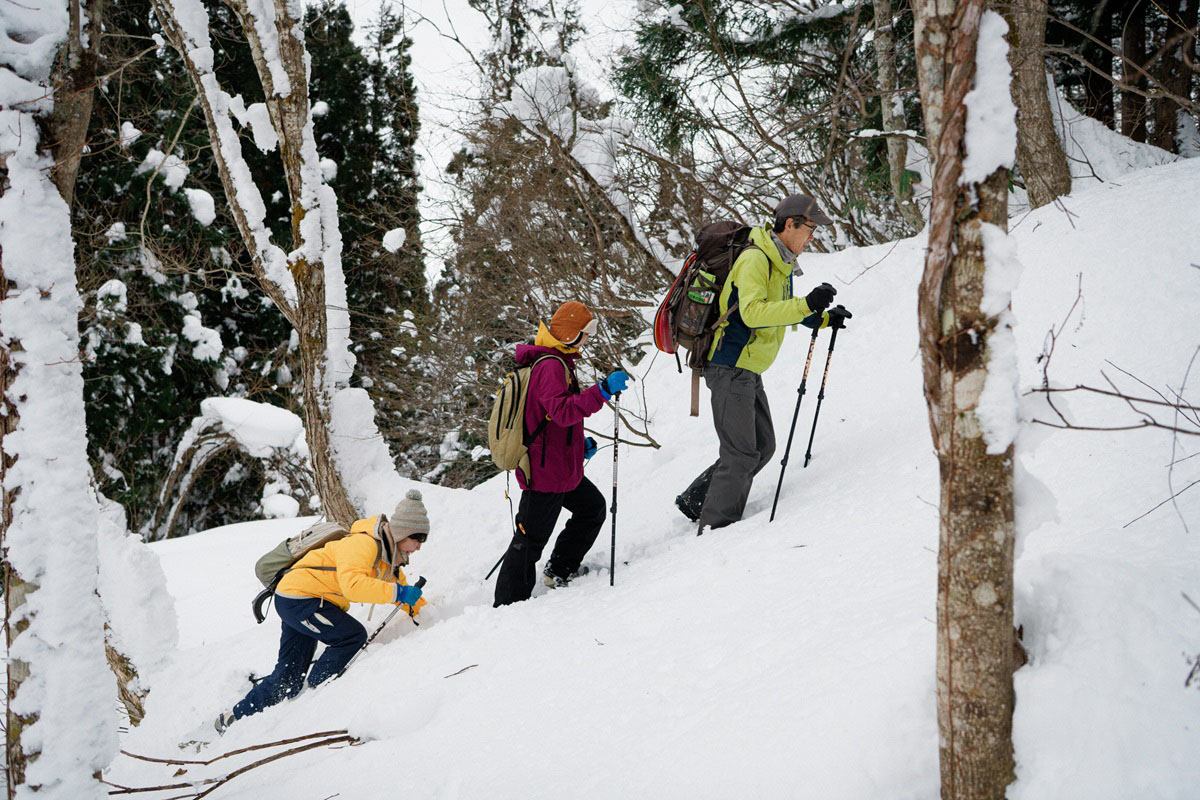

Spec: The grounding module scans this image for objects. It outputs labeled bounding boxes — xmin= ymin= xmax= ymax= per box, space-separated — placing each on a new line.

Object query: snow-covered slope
xmin=109 ymin=158 xmax=1200 ymax=799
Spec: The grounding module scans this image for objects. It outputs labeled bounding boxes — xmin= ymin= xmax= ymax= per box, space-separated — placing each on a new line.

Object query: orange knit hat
xmin=549 ymin=301 xmax=597 ymax=345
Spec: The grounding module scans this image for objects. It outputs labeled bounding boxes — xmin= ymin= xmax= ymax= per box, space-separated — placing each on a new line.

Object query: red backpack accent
xmin=653 ymin=222 xmax=760 ymax=414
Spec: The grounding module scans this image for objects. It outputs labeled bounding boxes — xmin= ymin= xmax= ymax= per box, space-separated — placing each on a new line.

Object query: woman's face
xmin=398 ymin=535 xmax=424 ymax=554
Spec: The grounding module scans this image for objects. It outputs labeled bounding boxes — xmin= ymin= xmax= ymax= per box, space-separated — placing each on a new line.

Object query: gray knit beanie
xmin=390 ymin=488 xmax=430 ymax=539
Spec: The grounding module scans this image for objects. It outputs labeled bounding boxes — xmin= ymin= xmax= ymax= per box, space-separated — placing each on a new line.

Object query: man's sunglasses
xmin=405 ymin=532 xmax=428 ymax=543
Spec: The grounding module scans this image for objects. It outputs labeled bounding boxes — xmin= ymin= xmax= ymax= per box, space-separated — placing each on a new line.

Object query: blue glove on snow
xmin=394 ymin=583 xmax=423 ymax=605
xmin=584 ymin=437 xmax=598 ymax=460
xmin=600 ymin=370 xmax=629 ymax=398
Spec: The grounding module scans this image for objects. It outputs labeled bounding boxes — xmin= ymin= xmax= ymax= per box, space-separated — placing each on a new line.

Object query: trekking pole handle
xmin=408 ymin=576 xmax=427 ymax=625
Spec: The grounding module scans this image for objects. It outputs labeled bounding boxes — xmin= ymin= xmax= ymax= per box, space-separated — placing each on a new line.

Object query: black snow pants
xmin=493 ymin=476 xmax=606 ymax=607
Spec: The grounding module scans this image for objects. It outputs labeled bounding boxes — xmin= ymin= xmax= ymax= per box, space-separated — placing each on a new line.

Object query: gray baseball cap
xmin=774 ymin=193 xmax=833 ymax=226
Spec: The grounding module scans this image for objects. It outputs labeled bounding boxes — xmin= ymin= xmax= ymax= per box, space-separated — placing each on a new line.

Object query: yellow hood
xmin=534 ymin=321 xmax=579 ymax=355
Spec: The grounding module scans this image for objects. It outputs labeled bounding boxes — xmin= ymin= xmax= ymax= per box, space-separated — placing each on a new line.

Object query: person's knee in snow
xmin=215 ymin=493 xmax=430 ymax=733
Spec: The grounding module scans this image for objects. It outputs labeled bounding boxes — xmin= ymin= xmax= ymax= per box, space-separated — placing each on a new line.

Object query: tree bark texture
xmin=151 ymin=0 xmax=358 ymax=527
xmin=913 ymin=2 xmax=1018 ymax=799
xmin=1121 ymin=0 xmax=1149 ymax=141
xmin=47 ymin=0 xmax=103 ymax=209
xmin=1082 ymin=4 xmax=1116 ymax=127
xmin=0 ymin=265 xmax=32 ymax=790
xmin=873 ymin=0 xmax=925 ymax=229
xmin=999 ymin=0 xmax=1071 ymax=208
xmin=1149 ymin=0 xmax=1199 ymax=152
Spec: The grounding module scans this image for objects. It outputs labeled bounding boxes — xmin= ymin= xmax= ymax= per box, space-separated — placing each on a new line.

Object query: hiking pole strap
xmin=770 ymin=326 xmax=822 ymax=522
xmin=803 ymin=327 xmax=840 ymax=468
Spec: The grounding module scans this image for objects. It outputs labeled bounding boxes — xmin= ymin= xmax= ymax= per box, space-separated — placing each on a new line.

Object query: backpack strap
xmin=523 ymin=354 xmax=570 ymax=446
xmin=690 ymin=369 xmax=702 ymax=417
xmin=708 ymin=244 xmax=761 ymax=333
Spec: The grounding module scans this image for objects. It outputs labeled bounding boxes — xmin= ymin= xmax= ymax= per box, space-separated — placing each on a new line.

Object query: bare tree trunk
xmin=1000 ymin=0 xmax=1071 ymax=208
xmin=47 ymin=0 xmax=103 ymax=209
xmin=150 ymin=0 xmax=363 ymax=527
xmin=1082 ymin=3 xmax=1116 ymax=126
xmin=1149 ymin=0 xmax=1199 ymax=152
xmin=1121 ymin=0 xmax=1149 ymax=141
xmin=912 ymin=2 xmax=1018 ymax=798
xmin=873 ymin=0 xmax=925 ymax=229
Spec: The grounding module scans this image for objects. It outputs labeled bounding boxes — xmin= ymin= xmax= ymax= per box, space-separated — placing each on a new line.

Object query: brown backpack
xmin=654 ymin=221 xmax=761 ymax=414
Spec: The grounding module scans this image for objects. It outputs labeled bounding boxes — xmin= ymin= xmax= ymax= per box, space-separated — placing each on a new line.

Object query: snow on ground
xmin=107 ymin=157 xmax=1200 ymax=798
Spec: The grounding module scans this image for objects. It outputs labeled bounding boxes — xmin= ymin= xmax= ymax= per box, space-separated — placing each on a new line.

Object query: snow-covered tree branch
xmin=149 ymin=0 xmax=395 ymax=526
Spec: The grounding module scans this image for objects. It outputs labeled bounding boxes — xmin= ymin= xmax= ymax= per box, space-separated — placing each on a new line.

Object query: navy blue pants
xmin=232 ymin=596 xmax=366 ymax=720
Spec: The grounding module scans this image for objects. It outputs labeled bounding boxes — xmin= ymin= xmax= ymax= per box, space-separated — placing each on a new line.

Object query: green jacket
xmin=706 ymin=224 xmax=829 ymax=374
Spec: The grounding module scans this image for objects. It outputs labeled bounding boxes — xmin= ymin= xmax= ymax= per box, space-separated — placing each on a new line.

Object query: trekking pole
xmin=610 ymin=392 xmax=619 ymax=587
xmin=336 ymin=576 xmax=426 ymax=679
xmin=769 ymin=324 xmax=822 ymax=522
xmin=803 ymin=306 xmax=850 ymax=468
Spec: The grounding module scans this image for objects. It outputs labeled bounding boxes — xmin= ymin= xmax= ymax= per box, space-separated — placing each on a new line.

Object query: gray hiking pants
xmin=690 ymin=364 xmax=776 ymax=529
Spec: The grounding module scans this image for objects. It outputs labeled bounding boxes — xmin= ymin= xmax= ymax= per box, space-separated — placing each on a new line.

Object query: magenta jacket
xmin=515 ymin=343 xmax=607 ymax=493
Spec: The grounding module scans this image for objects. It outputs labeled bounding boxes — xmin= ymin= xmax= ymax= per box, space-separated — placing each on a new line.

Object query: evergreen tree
xmin=305 ymin=2 xmax=428 ymax=473
xmin=76 ymin=0 xmax=294 ymax=534
xmin=75 ymin=0 xmax=426 ymax=534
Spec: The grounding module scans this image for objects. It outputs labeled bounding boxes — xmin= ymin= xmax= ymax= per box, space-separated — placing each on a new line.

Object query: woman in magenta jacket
xmin=493 ymin=301 xmax=628 ymax=606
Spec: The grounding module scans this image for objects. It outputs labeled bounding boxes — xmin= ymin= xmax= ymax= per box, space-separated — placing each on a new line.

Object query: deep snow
xmin=106 ymin=156 xmax=1200 ymax=798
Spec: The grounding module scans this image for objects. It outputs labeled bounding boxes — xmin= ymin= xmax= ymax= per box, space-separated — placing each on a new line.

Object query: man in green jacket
xmin=676 ymin=193 xmax=848 ymax=531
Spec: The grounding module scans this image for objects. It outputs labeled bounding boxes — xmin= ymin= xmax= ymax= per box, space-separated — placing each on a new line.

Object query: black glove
xmin=804 ymin=282 xmax=837 ymax=313
xmin=827 ymin=304 xmax=852 ymax=330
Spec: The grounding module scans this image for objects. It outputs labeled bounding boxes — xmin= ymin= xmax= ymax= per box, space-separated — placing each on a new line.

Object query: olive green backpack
xmin=487 ymin=354 xmax=569 ymax=480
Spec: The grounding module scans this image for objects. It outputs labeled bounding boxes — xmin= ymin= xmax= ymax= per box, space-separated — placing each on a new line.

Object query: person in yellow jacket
xmin=676 ymin=193 xmax=849 ymax=531
xmin=215 ymin=490 xmax=430 ymax=733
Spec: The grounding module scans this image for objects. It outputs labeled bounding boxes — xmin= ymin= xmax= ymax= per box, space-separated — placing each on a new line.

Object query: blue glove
xmin=584 ymin=437 xmax=598 ymax=460
xmin=600 ymin=370 xmax=629 ymax=398
xmin=394 ymin=583 xmax=423 ymax=605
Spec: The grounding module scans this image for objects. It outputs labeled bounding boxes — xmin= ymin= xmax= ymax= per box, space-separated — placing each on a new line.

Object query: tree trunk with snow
xmin=999 ymin=0 xmax=1071 ymax=208
xmin=150 ymin=0 xmax=381 ymax=527
xmin=872 ymin=0 xmax=924 ymax=229
xmin=1 ymin=2 xmax=116 ymax=793
xmin=47 ymin=0 xmax=103 ymax=209
xmin=912 ymin=3 xmax=1019 ymax=798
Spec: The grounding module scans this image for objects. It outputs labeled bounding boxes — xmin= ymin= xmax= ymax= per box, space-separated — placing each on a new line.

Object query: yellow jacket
xmin=276 ymin=515 xmax=425 ymax=615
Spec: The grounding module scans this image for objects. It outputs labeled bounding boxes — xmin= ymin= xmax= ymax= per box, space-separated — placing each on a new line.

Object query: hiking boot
xmin=675 ymin=466 xmax=713 ymax=522
xmin=675 ymin=493 xmax=701 ymax=522
xmin=543 ymin=564 xmax=589 ymax=589
xmin=213 ymin=709 xmax=236 ymax=735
